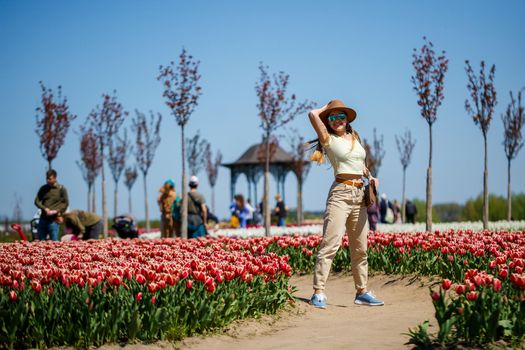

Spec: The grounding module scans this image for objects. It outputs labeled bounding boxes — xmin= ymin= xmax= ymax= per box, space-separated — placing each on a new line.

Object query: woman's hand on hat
xmin=370 ymin=176 xmax=379 ymax=188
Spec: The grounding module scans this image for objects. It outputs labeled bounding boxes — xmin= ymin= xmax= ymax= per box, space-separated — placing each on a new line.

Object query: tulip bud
xmin=135 ymin=292 xmax=143 ymax=302
xmin=186 ymin=280 xmax=193 ymax=289
xmin=431 ymin=291 xmax=441 ymax=301
xmin=9 ymin=291 xmax=17 ymax=301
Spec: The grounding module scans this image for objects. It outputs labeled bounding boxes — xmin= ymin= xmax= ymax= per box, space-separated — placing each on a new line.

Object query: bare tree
xmin=395 ymin=129 xmax=416 ymax=223
xmin=363 ymin=128 xmax=385 ymax=177
xmin=35 ymin=81 xmax=77 ymax=169
xmin=289 ymin=130 xmax=311 ymax=224
xmin=124 ymin=167 xmax=139 ymax=214
xmin=88 ymin=91 xmax=128 ymax=237
xmin=502 ymin=88 xmax=525 ymax=221
xmin=108 ymin=129 xmax=131 ymax=218
xmin=465 ymin=60 xmax=497 ymax=229
xmin=204 ymin=145 xmax=222 ymax=214
xmin=186 ymin=131 xmax=209 ymax=177
xmin=158 ymin=48 xmax=202 ymax=239
xmin=77 ymin=127 xmax=102 ymax=212
xmin=255 ymin=63 xmax=314 ymax=236
xmin=132 ymin=110 xmax=162 ymax=232
xmin=411 ymin=37 xmax=448 ymax=232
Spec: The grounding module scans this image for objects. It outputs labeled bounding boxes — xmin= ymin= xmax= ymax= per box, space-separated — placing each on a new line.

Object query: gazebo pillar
xmin=230 ymin=170 xmax=241 ymax=202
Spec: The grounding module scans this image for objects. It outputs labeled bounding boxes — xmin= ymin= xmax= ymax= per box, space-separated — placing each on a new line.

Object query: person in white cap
xmin=186 ymin=175 xmax=207 ymax=238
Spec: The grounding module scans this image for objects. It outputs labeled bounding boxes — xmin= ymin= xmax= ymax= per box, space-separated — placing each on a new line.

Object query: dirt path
xmin=171 ymin=273 xmax=437 ymax=350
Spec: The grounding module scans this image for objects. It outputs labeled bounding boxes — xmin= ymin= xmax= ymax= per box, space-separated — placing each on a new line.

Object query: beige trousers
xmin=313 ymin=181 xmax=369 ymax=292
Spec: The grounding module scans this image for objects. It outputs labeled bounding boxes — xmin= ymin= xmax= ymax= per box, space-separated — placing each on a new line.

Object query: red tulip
xmin=135 ymin=292 xmax=143 ymax=301
xmin=136 ymin=274 xmax=146 ymax=284
xmin=31 ymin=280 xmax=42 ymax=293
xmin=206 ymin=282 xmax=216 ymax=293
xmin=148 ymin=283 xmax=157 ymax=293
xmin=467 ymin=291 xmax=478 ymax=301
xmin=455 ymin=285 xmax=466 ymax=295
xmin=186 ymin=280 xmax=193 ymax=289
xmin=9 ymin=290 xmax=17 ymax=301
xmin=493 ymin=278 xmax=502 ymax=292
xmin=442 ymin=279 xmax=452 ymax=290
xmin=431 ymin=291 xmax=441 ymax=301
xmin=151 ymin=296 xmax=156 ymax=304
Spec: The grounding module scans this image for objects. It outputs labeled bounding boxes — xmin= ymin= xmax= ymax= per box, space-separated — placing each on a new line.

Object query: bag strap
xmin=188 ymin=192 xmax=201 ymax=215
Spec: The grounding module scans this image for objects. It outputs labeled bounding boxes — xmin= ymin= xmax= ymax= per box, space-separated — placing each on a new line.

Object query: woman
xmin=157 ymin=179 xmax=177 ymax=238
xmin=308 ymin=99 xmax=384 ymax=308
xmin=230 ymin=194 xmax=249 ymax=228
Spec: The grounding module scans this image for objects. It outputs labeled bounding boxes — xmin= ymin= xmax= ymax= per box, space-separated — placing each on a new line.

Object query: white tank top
xmin=324 ymin=133 xmax=366 ymax=176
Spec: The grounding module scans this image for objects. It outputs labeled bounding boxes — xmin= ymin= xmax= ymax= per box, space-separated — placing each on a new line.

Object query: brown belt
xmin=335 ymin=178 xmax=364 ymax=188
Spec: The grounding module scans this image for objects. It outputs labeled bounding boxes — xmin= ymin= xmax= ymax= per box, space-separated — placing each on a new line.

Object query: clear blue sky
xmin=1 ymin=0 xmax=524 ymax=221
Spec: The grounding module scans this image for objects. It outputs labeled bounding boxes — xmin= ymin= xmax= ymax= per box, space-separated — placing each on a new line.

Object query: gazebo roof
xmin=222 ymin=143 xmax=294 ymax=168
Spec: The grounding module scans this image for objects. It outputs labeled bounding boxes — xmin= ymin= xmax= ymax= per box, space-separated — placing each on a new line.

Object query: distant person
xmin=405 ymin=200 xmax=417 ymax=224
xmin=246 ymin=199 xmax=256 ymax=225
xmin=379 ymin=193 xmax=388 ymax=223
xmin=393 ymin=200 xmax=401 ymax=224
xmin=157 ymin=179 xmax=177 ymax=238
xmin=56 ymin=210 xmax=102 ymax=240
xmin=367 ymin=202 xmax=380 ymax=231
xmin=112 ymin=214 xmax=138 ymax=239
xmin=230 ymin=194 xmax=250 ymax=228
xmin=273 ymin=194 xmax=288 ymax=227
xmin=186 ymin=175 xmax=207 ymax=238
xmin=256 ymin=201 xmax=264 ymax=225
xmin=34 ymin=169 xmax=69 ymax=241
xmin=204 ymin=204 xmax=219 ymax=228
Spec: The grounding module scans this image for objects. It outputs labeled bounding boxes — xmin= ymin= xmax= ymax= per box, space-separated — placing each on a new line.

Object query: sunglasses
xmin=327 ymin=113 xmax=346 ymax=122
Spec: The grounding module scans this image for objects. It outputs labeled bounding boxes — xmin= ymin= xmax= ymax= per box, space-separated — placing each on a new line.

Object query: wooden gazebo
xmin=222 ymin=143 xmax=300 ymax=205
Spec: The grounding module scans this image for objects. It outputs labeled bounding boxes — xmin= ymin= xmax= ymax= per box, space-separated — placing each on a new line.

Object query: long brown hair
xmin=307 ymin=123 xmax=362 ymax=165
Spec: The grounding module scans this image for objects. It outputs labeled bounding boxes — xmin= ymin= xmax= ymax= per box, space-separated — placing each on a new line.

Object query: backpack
xmin=171 ymin=195 xmax=182 ymax=222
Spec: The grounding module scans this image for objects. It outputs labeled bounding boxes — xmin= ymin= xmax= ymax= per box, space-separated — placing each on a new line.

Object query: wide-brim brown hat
xmin=319 ymin=99 xmax=357 ymax=124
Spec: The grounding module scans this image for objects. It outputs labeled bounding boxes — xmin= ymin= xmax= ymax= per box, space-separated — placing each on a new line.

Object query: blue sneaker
xmin=354 ymin=291 xmax=384 ymax=306
xmin=310 ymin=293 xmax=327 ymax=309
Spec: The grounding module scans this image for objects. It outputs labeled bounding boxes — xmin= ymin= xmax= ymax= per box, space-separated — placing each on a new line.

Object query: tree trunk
xmin=128 ymin=188 xmax=132 ymax=214
xmin=401 ymin=167 xmax=406 ymax=223
xmin=143 ymin=173 xmax=150 ymax=232
xmin=102 ymin=159 xmax=108 ymax=238
xmin=483 ymin=134 xmax=489 ymax=229
xmin=426 ymin=123 xmax=433 ymax=232
xmin=87 ymin=183 xmax=92 ymax=212
xmin=180 ymin=125 xmax=188 ymax=239
xmin=92 ymin=186 xmax=97 ymax=214
xmin=114 ymin=182 xmax=118 ymax=219
xmin=297 ymin=177 xmax=303 ymax=224
xmin=212 ymin=186 xmax=215 ymax=214
xmin=48 ymin=159 xmax=52 ymax=171
xmin=264 ymin=137 xmax=271 ymax=237
xmin=507 ymin=158 xmax=512 ymax=221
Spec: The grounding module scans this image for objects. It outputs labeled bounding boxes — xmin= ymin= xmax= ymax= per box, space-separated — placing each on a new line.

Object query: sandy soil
xmin=101 ymin=273 xmax=438 ymax=350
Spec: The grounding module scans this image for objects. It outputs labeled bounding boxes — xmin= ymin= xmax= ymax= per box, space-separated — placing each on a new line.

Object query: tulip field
xmin=1 ymin=229 xmax=525 ymax=348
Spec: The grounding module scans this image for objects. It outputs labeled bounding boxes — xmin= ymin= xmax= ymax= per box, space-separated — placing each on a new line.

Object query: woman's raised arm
xmin=308 ymin=104 xmax=330 ymax=145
